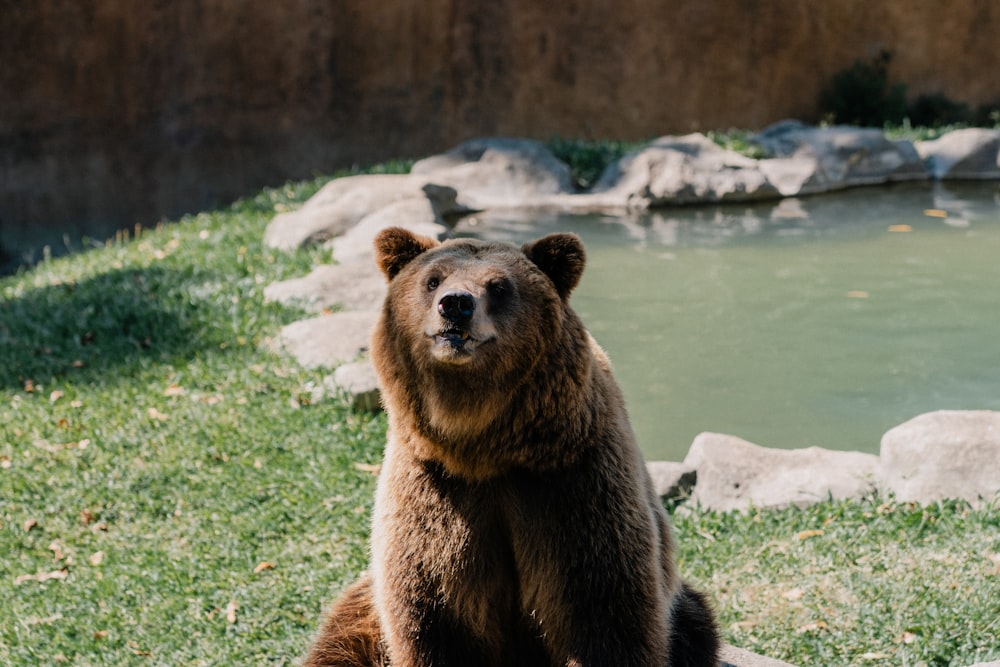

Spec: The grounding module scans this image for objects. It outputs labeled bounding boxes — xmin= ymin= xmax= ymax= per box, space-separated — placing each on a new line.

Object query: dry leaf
xmin=846 ymin=290 xmax=869 ymax=299
xmin=781 ymin=587 xmax=804 ymax=601
xmin=923 ymin=209 xmax=948 ymax=218
xmin=93 ymin=630 xmax=109 ymax=640
xmin=49 ymin=390 xmax=64 ymax=403
xmin=88 ymin=551 xmax=105 ymax=566
xmin=224 ymin=600 xmax=239 ymax=624
xmin=253 ymin=561 xmax=276 ymax=574
xmin=888 ymin=224 xmax=913 ymax=233
xmin=48 ymin=541 xmax=66 ymax=562
xmin=1 ymin=456 xmax=11 ymax=469
xmin=147 ymin=408 xmax=168 ymax=422
xmin=163 ymin=384 xmax=186 ymax=397
xmin=24 ymin=519 xmax=38 ymax=532
xmin=796 ymin=529 xmax=824 ymax=540
xmin=353 ymin=462 xmax=382 ymax=475
xmin=796 ymin=620 xmax=827 ymax=633
xmin=14 ymin=569 xmax=69 ymax=585
xmin=861 ymin=652 xmax=890 ymax=660
xmin=896 ymin=631 xmax=917 ymax=644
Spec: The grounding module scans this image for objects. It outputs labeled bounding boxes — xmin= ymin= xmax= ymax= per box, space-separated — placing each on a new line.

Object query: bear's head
xmin=371 ymin=226 xmax=595 ymax=474
xmin=373 ymin=226 xmax=585 ymax=368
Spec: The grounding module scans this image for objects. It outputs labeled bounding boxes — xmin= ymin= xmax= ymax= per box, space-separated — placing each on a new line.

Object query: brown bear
xmin=303 ymin=227 xmax=719 ymax=667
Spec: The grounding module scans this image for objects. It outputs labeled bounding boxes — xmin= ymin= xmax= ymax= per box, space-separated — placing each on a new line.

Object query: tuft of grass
xmin=546 ymin=137 xmax=648 ymax=190
xmin=2 ymin=158 xmax=998 ymax=666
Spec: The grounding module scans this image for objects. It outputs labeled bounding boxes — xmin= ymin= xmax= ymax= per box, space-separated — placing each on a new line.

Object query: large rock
xmin=263 ymin=260 xmax=386 ymax=313
xmin=325 ymin=360 xmax=381 ymax=412
xmin=593 ymin=134 xmax=780 ymax=208
xmin=916 ymin=128 xmax=1000 ymax=180
xmin=410 ymin=137 xmax=575 ymax=209
xmin=683 ymin=432 xmax=880 ymax=512
xmin=752 ymin=120 xmax=927 ymax=194
xmin=331 ymin=196 xmax=450 ymax=265
xmin=263 ymin=177 xmax=457 ymax=250
xmin=720 ymin=645 xmax=798 ymax=667
xmin=645 ymin=461 xmax=697 ymax=501
xmin=880 ymin=410 xmax=1000 ymax=504
xmin=273 ymin=310 xmax=379 ymax=369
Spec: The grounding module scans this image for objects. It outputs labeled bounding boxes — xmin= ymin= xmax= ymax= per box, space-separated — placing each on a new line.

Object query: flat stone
xmin=916 ymin=128 xmax=1000 ymax=179
xmin=683 ymin=432 xmax=880 ymax=512
xmin=645 ymin=460 xmax=697 ymax=500
xmin=264 ymin=260 xmax=386 ymax=313
xmin=720 ymin=644 xmax=798 ymax=667
xmin=326 ymin=360 xmax=381 ymax=411
xmin=411 ymin=137 xmax=575 ymax=209
xmin=594 ymin=133 xmax=780 ymax=207
xmin=880 ymin=410 xmax=1000 ymax=505
xmin=273 ymin=310 xmax=378 ymax=369
xmin=331 ymin=196 xmax=450 ymax=265
xmin=263 ymin=175 xmax=458 ymax=250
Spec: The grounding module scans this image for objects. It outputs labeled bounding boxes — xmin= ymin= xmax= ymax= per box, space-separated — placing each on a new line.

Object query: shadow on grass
xmin=1 ymin=265 xmax=229 ymax=390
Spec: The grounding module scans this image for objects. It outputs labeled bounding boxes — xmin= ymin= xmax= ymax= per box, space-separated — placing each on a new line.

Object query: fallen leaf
xmin=163 ymin=384 xmax=186 ymax=397
xmin=353 ymin=462 xmax=382 ymax=475
xmin=896 ymin=631 xmax=917 ymax=644
xmin=49 ymin=390 xmax=64 ymax=403
xmin=781 ymin=587 xmax=804 ymax=600
xmin=14 ymin=569 xmax=69 ymax=585
xmin=888 ymin=224 xmax=913 ymax=233
xmin=797 ymin=529 xmax=824 ymax=540
xmin=253 ymin=561 xmax=276 ymax=574
xmin=796 ymin=620 xmax=827 ymax=633
xmin=224 ymin=599 xmax=239 ymax=624
xmin=1 ymin=456 xmax=11 ymax=469
xmin=70 ymin=399 xmax=84 ymax=408
xmin=24 ymin=379 xmax=35 ymax=393
xmin=48 ymin=541 xmax=66 ymax=562
xmin=861 ymin=652 xmax=891 ymax=660
xmin=147 ymin=408 xmax=168 ymax=422
xmin=923 ymin=208 xmax=948 ymax=218
xmin=24 ymin=519 xmax=38 ymax=532
xmin=846 ymin=290 xmax=869 ymax=299
xmin=88 ymin=551 xmax=105 ymax=566
xmin=93 ymin=630 xmax=109 ymax=640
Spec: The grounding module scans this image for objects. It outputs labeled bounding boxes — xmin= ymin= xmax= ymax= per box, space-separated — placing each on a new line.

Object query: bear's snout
xmin=437 ymin=290 xmax=476 ymax=324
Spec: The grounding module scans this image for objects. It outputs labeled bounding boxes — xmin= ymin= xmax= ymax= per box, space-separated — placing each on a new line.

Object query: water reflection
xmin=456 ymin=182 xmax=1000 ymax=460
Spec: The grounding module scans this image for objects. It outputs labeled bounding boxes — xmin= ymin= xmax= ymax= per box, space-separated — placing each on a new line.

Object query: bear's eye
xmin=426 ymin=277 xmax=440 ymax=292
xmin=487 ymin=279 xmax=508 ymax=299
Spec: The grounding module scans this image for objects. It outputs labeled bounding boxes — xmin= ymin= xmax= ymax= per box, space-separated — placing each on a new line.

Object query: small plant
xmin=547 ymin=137 xmax=646 ymax=190
xmin=819 ymin=49 xmax=908 ymax=127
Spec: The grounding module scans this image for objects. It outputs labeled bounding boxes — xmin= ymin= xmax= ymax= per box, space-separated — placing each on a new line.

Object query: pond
xmin=455 ymin=182 xmax=1000 ymax=461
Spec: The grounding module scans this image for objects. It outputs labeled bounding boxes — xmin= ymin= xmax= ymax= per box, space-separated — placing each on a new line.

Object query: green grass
xmin=2 ymin=155 xmax=999 ymax=666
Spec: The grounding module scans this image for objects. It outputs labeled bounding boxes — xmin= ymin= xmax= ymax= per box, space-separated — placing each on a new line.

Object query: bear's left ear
xmin=522 ymin=233 xmax=586 ymax=299
xmin=374 ymin=227 xmax=440 ymax=281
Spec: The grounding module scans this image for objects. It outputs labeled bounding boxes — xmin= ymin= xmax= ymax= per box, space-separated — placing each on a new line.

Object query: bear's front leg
xmin=371 ymin=456 xmax=518 ymax=667
xmin=509 ymin=467 xmax=674 ymax=667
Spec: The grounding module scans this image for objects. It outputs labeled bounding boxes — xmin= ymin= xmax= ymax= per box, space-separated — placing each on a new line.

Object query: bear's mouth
xmin=435 ymin=327 xmax=472 ymax=348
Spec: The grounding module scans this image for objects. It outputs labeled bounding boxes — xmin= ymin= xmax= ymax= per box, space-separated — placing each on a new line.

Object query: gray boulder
xmin=720 ymin=645 xmax=799 ymax=667
xmin=411 ymin=137 xmax=575 ymax=209
xmin=683 ymin=432 xmax=880 ymax=512
xmin=326 ymin=361 xmax=381 ymax=412
xmin=263 ymin=176 xmax=457 ymax=250
xmin=752 ymin=120 xmax=927 ymax=193
xmin=916 ymin=128 xmax=1000 ymax=179
xmin=263 ymin=260 xmax=387 ymax=313
xmin=593 ymin=133 xmax=780 ymax=207
xmin=273 ymin=310 xmax=379 ymax=369
xmin=880 ymin=410 xmax=1000 ymax=504
xmin=331 ymin=196 xmax=450 ymax=265
xmin=645 ymin=461 xmax=697 ymax=500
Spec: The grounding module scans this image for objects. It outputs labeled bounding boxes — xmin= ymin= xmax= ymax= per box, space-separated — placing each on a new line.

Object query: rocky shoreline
xmin=262 ymin=120 xmax=1000 ymax=516
xmin=262 ymin=122 xmax=1000 ymax=667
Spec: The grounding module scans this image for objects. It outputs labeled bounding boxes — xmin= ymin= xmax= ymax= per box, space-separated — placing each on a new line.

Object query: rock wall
xmin=4 ymin=0 xmax=1000 ymax=267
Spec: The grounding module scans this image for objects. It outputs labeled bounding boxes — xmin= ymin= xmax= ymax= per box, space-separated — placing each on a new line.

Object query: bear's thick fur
xmin=303 ymin=227 xmax=719 ymax=667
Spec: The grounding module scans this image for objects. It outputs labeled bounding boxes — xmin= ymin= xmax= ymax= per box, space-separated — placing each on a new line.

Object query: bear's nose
xmin=438 ymin=290 xmax=476 ymax=322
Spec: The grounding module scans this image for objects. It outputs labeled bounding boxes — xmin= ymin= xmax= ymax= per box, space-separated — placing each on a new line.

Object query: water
xmin=455 ymin=182 xmax=1000 ymax=461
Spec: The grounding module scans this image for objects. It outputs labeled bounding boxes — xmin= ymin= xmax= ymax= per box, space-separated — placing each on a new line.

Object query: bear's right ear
xmin=373 ymin=227 xmax=440 ymax=281
xmin=522 ymin=233 xmax=586 ymax=299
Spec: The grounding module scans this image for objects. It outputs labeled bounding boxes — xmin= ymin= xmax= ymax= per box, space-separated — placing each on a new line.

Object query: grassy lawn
xmin=2 ymin=154 xmax=998 ymax=666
